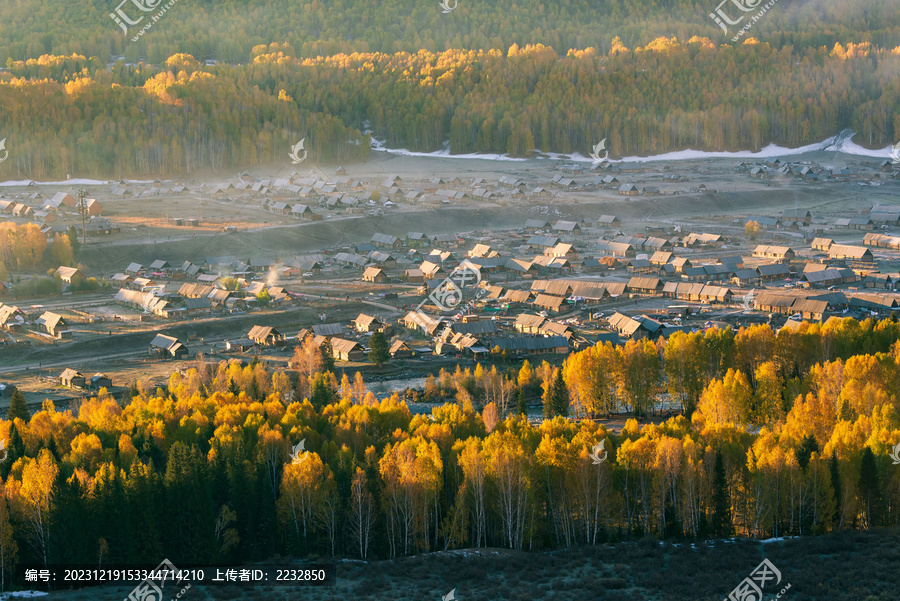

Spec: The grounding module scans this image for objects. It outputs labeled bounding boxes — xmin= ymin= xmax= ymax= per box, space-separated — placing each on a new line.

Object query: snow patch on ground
xmin=3 ymin=130 xmax=890 ymax=188
xmin=0 ymin=178 xmax=158 ymax=188
xmin=369 ymin=130 xmax=895 ymax=164
xmin=369 ymin=137 xmax=527 ymax=161
xmin=0 ymin=178 xmax=110 ymax=187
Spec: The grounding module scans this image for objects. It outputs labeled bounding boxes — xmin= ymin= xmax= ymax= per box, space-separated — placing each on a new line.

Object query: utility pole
xmin=77 ymin=188 xmax=87 ymax=246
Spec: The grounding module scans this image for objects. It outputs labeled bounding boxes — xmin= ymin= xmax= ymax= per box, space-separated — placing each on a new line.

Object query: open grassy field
xmin=65 ymin=149 xmax=899 ymax=272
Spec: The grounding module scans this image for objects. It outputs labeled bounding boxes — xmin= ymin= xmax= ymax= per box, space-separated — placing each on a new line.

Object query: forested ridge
xmin=1 ymin=41 xmax=898 ymax=177
xmin=0 ymin=317 xmax=899 ymax=576
xmin=1 ymin=0 xmax=898 ymax=64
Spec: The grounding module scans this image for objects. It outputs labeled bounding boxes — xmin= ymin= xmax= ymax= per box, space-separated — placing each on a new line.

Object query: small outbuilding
xmin=149 ymin=333 xmax=189 ymax=359
xmin=60 ymin=368 xmax=86 ymax=388
xmin=90 ymin=373 xmax=113 ymax=389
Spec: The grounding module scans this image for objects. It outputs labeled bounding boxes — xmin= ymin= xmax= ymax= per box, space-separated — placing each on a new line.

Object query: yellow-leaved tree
xmin=7 ymin=450 xmax=59 ymax=566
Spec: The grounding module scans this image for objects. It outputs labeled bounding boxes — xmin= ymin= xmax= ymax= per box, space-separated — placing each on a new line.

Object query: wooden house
xmin=60 ymin=368 xmax=86 ymax=388
xmin=625 ymin=259 xmax=654 ymax=274
xmin=753 ymin=245 xmax=795 ymax=262
xmin=371 ymin=233 xmax=402 ymax=249
xmin=491 ymin=336 xmax=569 ymax=356
xmin=597 ymin=215 xmax=621 ymax=227
xmin=627 ymin=277 xmax=663 ymax=295
xmin=362 ymin=267 xmax=387 ymax=283
xmin=90 ymin=373 xmax=113 ymax=389
xmin=367 ymin=251 xmax=397 ymax=268
xmin=55 ymin=266 xmax=86 ymax=285
xmin=389 ymin=339 xmax=414 ymax=359
xmin=746 ymin=216 xmax=780 ymax=229
xmin=553 ymin=221 xmax=582 ymax=236
xmin=545 ymin=243 xmax=578 ymax=259
xmin=149 ymin=334 xmax=189 ymax=359
xmin=756 ymin=263 xmax=791 ymax=282
xmin=47 ymin=192 xmax=77 ymax=209
xmin=828 ymin=244 xmax=873 ymax=262
xmin=781 ymin=209 xmax=811 ymax=225
xmin=354 ymin=313 xmax=387 ymax=333
xmin=524 ymin=219 xmax=550 ymax=232
xmin=420 ymin=261 xmax=444 ymax=280
xmin=36 ymin=311 xmax=68 ymax=338
xmin=405 ymin=268 xmax=424 ymax=283
xmin=607 ymin=313 xmax=656 ymax=340
xmin=514 ymin=313 xmax=546 ymax=334
xmin=329 ymin=337 xmax=366 ymax=362
xmin=78 ymin=198 xmax=103 ymax=216
xmin=405 ymin=232 xmax=428 ymax=247
xmin=248 ymin=326 xmax=285 ymax=346
xmin=533 ymin=294 xmax=565 ymax=313
xmin=598 ymin=241 xmax=634 ymax=258
xmin=834 ymin=217 xmax=873 ymax=230
xmin=149 ymin=259 xmax=172 ymax=272
xmin=811 ymin=238 xmax=834 ymax=252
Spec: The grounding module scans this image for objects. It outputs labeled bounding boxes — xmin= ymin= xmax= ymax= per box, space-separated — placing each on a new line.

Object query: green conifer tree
xmin=711 ymin=450 xmax=732 ymax=537
xmin=368 ymin=332 xmax=389 ymax=367
xmin=6 ymin=389 xmax=29 ymax=423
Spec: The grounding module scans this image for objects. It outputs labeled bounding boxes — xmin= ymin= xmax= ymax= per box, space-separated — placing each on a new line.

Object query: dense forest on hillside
xmin=0 ymin=317 xmax=898 ymax=578
xmin=0 ymin=0 xmax=898 ymax=64
xmin=1 ymin=41 xmax=898 ymax=177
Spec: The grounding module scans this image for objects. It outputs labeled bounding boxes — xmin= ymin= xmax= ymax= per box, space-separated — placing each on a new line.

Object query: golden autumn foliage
xmin=1 ymin=37 xmax=898 ymax=177
xmin=0 ymin=320 xmax=897 ymax=568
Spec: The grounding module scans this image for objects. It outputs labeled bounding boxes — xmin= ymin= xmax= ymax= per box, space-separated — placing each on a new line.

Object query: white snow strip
xmin=369 ymin=137 xmax=527 ymax=161
xmin=2 ymin=130 xmax=891 ymax=189
xmin=369 ymin=130 xmax=896 ymax=164
xmin=0 ymin=178 xmax=110 ymax=187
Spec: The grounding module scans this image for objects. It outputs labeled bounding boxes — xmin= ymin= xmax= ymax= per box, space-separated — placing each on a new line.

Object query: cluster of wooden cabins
xmin=229 ymin=262 xmax=900 ymax=362
xmin=0 ymin=304 xmax=71 ymax=340
xmin=20 ymin=205 xmax=894 ymax=363
xmin=737 ymin=158 xmax=900 ymax=184
xmin=93 ymin=207 xmax=899 ymax=326
xmin=726 ymin=207 xmax=900 ymax=232
xmin=0 ymin=191 xmax=103 ymax=219
xmin=0 ymin=190 xmax=117 ymax=237
xmin=107 ymin=259 xmax=299 ymax=318
xmin=228 ymin=311 xmax=574 ymax=362
xmin=59 ymin=369 xmax=112 ymax=390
